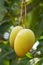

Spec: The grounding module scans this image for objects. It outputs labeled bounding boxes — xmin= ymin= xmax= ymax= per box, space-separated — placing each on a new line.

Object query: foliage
xmin=0 ymin=0 xmax=43 ymax=65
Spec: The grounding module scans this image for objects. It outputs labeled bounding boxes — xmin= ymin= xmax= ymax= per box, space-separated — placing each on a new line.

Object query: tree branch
xmin=17 ymin=0 xmax=41 ymax=17
xmin=0 ymin=0 xmax=41 ymax=41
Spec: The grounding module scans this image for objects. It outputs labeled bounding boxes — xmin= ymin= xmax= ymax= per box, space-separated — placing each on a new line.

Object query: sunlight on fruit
xmin=9 ymin=26 xmax=23 ymax=48
xmin=14 ymin=29 xmax=35 ymax=57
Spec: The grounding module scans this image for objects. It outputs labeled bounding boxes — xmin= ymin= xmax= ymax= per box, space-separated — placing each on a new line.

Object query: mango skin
xmin=9 ymin=26 xmax=23 ymax=48
xmin=14 ymin=29 xmax=35 ymax=57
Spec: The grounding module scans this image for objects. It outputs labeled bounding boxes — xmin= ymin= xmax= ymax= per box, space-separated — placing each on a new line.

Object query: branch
xmin=17 ymin=0 xmax=41 ymax=17
xmin=5 ymin=0 xmax=41 ymax=17
xmin=0 ymin=0 xmax=41 ymax=41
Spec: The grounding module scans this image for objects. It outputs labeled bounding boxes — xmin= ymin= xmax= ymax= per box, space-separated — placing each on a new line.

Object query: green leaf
xmin=26 ymin=52 xmax=33 ymax=58
xmin=29 ymin=5 xmax=43 ymax=39
xmin=4 ymin=60 xmax=9 ymax=65
xmin=0 ymin=0 xmax=5 ymax=21
xmin=35 ymin=58 xmax=43 ymax=65
xmin=37 ymin=40 xmax=43 ymax=54
xmin=0 ymin=21 xmax=11 ymax=33
xmin=0 ymin=42 xmax=16 ymax=60
xmin=11 ymin=57 xmax=29 ymax=65
xmin=0 ymin=59 xmax=4 ymax=65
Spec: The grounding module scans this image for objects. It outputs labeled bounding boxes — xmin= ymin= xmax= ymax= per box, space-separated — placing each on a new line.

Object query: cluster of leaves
xmin=0 ymin=0 xmax=43 ymax=65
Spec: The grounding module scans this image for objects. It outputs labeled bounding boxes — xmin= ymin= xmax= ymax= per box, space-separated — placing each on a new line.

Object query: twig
xmin=17 ymin=0 xmax=41 ymax=17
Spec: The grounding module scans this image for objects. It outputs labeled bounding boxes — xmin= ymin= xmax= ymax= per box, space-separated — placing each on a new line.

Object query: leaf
xmin=29 ymin=5 xmax=43 ymax=39
xmin=26 ymin=52 xmax=33 ymax=58
xmin=0 ymin=21 xmax=11 ymax=33
xmin=37 ymin=40 xmax=43 ymax=54
xmin=35 ymin=58 xmax=43 ymax=65
xmin=26 ymin=58 xmax=40 ymax=65
xmin=0 ymin=42 xmax=16 ymax=60
xmin=4 ymin=60 xmax=9 ymax=65
xmin=11 ymin=57 xmax=29 ymax=65
xmin=0 ymin=59 xmax=4 ymax=65
xmin=0 ymin=0 xmax=5 ymax=21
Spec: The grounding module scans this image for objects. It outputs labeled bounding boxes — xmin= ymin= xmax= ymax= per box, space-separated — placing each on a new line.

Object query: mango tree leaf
xmin=4 ymin=60 xmax=10 ymax=65
xmin=26 ymin=52 xmax=33 ymax=58
xmin=0 ymin=0 xmax=6 ymax=21
xmin=35 ymin=58 xmax=43 ymax=65
xmin=0 ymin=42 xmax=16 ymax=60
xmin=36 ymin=39 xmax=43 ymax=54
xmin=0 ymin=59 xmax=4 ymax=65
xmin=29 ymin=5 xmax=43 ymax=39
xmin=0 ymin=21 xmax=12 ymax=34
xmin=11 ymin=57 xmax=30 ymax=65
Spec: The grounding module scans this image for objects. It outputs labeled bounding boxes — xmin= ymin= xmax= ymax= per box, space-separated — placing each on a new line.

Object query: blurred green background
xmin=0 ymin=0 xmax=43 ymax=65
